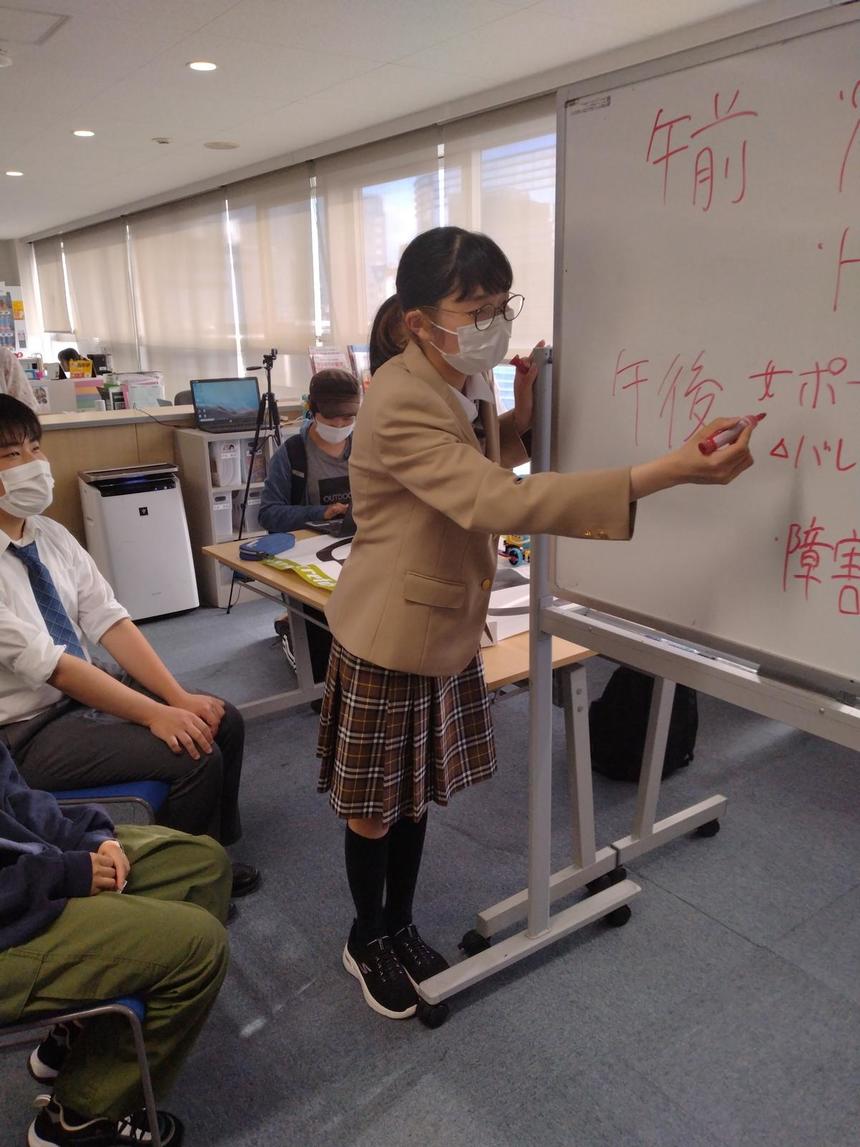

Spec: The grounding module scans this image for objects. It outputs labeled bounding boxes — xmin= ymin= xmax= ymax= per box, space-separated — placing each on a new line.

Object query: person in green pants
xmin=0 ymin=742 xmax=230 ymax=1147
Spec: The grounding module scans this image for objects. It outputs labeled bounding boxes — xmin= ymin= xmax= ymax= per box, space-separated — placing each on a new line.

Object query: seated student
xmin=260 ymin=369 xmax=361 ymax=686
xmin=259 ymin=368 xmax=361 ymax=533
xmin=0 ymin=347 xmax=38 ymax=411
xmin=0 ymin=395 xmax=259 ymax=902
xmin=55 ymin=349 xmax=81 ymax=380
xmin=0 ymin=742 xmax=229 ymax=1146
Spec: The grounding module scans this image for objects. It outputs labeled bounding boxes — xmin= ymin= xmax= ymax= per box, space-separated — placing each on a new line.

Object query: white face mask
xmin=314 ymin=417 xmax=355 ymax=445
xmin=0 ymin=458 xmax=54 ymax=517
xmin=431 ymin=315 xmax=512 ymax=375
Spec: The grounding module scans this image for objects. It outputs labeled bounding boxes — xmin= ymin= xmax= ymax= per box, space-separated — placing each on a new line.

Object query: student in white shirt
xmin=0 ymin=394 xmax=259 ymax=902
xmin=0 ymin=347 xmax=37 ymax=410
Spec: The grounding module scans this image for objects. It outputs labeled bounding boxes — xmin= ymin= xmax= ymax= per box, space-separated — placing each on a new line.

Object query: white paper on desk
xmin=279 ymin=536 xmax=326 ymax=561
xmin=481 ymin=563 xmax=531 ymax=646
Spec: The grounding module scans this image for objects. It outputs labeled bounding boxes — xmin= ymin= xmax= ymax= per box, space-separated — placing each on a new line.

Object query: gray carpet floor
xmin=2 ymin=599 xmax=859 ymax=1146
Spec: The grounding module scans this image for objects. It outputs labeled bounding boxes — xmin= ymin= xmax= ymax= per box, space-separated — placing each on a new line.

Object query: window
xmin=314 ymin=130 xmax=440 ymax=347
xmin=128 ymin=194 xmax=236 ymax=391
xmin=443 ymin=98 xmax=556 ymax=355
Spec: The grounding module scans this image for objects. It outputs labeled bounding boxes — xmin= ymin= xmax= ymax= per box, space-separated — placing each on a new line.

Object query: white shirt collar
xmin=448 ymin=374 xmax=495 ymax=423
xmin=0 ymin=516 xmax=40 ymax=555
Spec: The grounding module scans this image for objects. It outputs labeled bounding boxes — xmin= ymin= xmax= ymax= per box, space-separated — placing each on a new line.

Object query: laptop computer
xmin=306 ymin=505 xmax=356 ymax=539
xmin=190 ymin=377 xmax=260 ymax=432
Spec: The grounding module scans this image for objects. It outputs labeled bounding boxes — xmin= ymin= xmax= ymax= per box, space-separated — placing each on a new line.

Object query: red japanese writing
xmin=646 ymin=90 xmax=757 ymax=211
xmin=747 ymin=355 xmax=860 ymax=408
xmin=612 ymin=349 xmax=722 ymax=448
xmin=784 ymin=520 xmax=860 ymax=615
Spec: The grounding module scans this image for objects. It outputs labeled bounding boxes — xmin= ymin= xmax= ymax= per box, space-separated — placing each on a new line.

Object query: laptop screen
xmin=190 ymin=377 xmax=260 ymax=430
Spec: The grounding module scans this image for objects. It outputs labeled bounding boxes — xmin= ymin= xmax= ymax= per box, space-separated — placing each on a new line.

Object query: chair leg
xmin=119 ymin=1006 xmax=162 ymax=1147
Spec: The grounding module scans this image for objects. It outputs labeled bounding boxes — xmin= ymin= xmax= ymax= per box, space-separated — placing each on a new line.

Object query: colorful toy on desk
xmin=501 ymin=534 xmax=531 ymax=566
xmin=238 ymin=533 xmax=295 ymax=561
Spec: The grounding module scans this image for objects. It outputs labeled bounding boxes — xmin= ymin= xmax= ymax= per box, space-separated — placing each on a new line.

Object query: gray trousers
xmin=2 ymin=698 xmax=244 ymax=844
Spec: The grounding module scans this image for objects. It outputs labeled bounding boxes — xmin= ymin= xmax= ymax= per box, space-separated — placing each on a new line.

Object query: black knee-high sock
xmin=384 ymin=813 xmax=428 ymax=935
xmin=345 ymin=826 xmax=389 ymax=946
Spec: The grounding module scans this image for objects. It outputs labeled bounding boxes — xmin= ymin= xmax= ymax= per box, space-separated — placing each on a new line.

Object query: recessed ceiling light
xmin=204 ymin=140 xmax=239 ymax=150
xmin=188 ymin=60 xmax=217 ymax=71
xmin=5 ymin=170 xmax=23 ymax=177
xmin=72 ymin=129 xmax=95 ymax=138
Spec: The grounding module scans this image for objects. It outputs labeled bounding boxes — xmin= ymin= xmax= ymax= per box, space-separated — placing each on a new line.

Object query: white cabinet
xmin=174 ymin=427 xmax=286 ymax=607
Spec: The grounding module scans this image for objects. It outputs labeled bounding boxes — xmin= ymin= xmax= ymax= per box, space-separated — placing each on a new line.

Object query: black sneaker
xmin=28 ymin=1097 xmax=183 ymax=1146
xmin=391 ymin=924 xmax=450 ymax=986
xmin=28 ymin=1021 xmax=82 ymax=1083
xmin=342 ymin=923 xmax=418 ymax=1019
xmin=230 ymin=861 xmax=261 ymax=898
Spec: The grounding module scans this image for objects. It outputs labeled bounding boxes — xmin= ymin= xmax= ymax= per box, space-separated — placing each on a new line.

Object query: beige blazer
xmin=325 ymin=341 xmax=634 ymax=677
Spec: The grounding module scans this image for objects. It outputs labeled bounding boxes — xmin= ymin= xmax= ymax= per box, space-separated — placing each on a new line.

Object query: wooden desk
xmin=203 ymin=539 xmax=593 ymax=712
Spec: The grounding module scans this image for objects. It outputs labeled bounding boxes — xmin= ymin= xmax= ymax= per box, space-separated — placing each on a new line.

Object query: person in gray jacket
xmin=260 ymin=369 xmax=361 ymax=688
xmin=258 ymin=368 xmax=360 ymax=534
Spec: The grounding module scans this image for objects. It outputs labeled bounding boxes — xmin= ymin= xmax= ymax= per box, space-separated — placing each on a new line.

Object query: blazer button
xmin=596 ymin=529 xmax=609 ymax=540
xmin=583 ymin=529 xmax=593 ymax=538
xmin=481 ymin=577 xmax=492 ymax=590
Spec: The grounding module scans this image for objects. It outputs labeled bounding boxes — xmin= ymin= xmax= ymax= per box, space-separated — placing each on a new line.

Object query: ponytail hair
xmin=368 ymin=295 xmax=407 ymax=375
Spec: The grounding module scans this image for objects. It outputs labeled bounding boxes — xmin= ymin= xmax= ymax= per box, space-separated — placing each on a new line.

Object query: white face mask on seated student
xmin=314 ymin=417 xmax=355 ymax=445
xmin=0 ymin=458 xmax=54 ymax=517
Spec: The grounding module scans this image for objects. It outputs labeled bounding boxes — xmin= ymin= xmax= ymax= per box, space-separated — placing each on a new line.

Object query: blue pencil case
xmin=239 ymin=533 xmax=295 ymax=561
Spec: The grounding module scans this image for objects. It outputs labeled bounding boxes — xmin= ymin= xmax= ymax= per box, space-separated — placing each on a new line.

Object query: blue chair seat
xmin=52 ymin=781 xmax=170 ymax=825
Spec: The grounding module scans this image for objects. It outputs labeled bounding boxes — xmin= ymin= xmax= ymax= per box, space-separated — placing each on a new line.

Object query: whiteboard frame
xmin=550 ymin=1 xmax=860 ymax=698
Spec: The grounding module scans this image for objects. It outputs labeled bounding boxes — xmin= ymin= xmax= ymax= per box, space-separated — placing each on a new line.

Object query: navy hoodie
xmin=0 ymin=743 xmax=114 ymax=951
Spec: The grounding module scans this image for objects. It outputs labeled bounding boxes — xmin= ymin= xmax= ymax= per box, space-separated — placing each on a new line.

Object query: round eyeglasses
xmin=427 ymin=293 xmax=525 ymax=332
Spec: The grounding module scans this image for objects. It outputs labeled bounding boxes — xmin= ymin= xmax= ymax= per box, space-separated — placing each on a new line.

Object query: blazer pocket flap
xmin=403 ymin=571 xmax=466 ymax=610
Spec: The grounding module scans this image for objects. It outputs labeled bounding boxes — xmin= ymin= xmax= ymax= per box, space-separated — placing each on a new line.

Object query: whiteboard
xmin=552 ymin=7 xmax=860 ymax=693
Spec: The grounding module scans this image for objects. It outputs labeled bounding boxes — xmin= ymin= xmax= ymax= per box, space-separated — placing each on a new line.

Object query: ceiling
xmin=0 ymin=0 xmax=811 ymax=238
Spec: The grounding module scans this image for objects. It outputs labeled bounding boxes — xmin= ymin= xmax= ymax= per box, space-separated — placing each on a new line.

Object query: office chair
xmin=174 ymin=389 xmax=193 ymax=406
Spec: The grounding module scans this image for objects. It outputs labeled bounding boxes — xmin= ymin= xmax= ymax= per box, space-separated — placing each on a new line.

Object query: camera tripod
xmin=226 ymin=348 xmax=279 ymax=613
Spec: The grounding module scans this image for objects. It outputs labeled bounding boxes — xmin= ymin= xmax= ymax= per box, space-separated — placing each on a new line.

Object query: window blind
xmin=226 ymin=165 xmax=315 ymax=382
xmin=127 ymin=193 xmax=236 ymax=395
xmin=63 ymin=220 xmax=138 ymax=371
xmin=32 ymin=236 xmax=71 ymax=333
xmin=442 ymin=97 xmax=556 ymax=355
xmin=314 ymin=129 xmax=441 ymax=347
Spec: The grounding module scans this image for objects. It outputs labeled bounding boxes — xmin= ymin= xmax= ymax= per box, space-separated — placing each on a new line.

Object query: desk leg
xmin=236 ymin=600 xmax=325 ymax=721
xmin=611 ymin=677 xmax=727 ymax=864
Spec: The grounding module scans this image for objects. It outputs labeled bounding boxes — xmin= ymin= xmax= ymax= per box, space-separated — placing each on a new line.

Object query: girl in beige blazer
xmin=317 ymin=227 xmax=757 ymax=1022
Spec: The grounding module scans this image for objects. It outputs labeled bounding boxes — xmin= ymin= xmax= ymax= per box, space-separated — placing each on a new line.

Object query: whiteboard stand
xmin=418 ymin=349 xmax=641 ymax=1013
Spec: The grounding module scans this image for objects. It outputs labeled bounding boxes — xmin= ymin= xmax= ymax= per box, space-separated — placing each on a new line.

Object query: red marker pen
xmin=698 ymin=412 xmax=766 ymax=455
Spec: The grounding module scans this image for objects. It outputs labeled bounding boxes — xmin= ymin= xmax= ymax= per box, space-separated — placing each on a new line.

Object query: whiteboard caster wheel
xmin=417 ymin=999 xmax=449 ymax=1028
xmin=586 ymin=874 xmax=612 ymax=896
xmin=604 ymin=905 xmax=632 ymax=928
xmin=695 ymin=819 xmax=720 ymax=838
xmin=459 ymin=929 xmax=491 ymax=957
xmin=607 ymin=866 xmax=627 ymax=886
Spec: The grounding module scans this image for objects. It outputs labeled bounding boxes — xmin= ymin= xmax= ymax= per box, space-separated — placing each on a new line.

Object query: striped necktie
xmin=9 ymin=540 xmax=86 ymax=659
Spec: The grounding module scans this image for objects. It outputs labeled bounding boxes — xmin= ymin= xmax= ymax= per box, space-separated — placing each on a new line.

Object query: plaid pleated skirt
xmin=317 ymin=639 xmax=496 ymax=825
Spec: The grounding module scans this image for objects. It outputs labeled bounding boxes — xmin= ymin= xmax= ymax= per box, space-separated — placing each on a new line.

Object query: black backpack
xmin=588 ymin=666 xmax=698 ymax=782
xmin=285 ymin=433 xmax=308 ymax=505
